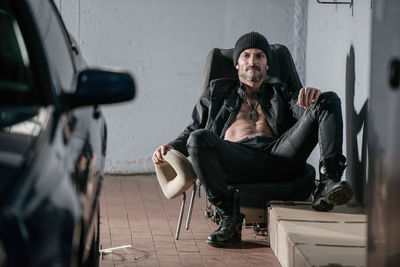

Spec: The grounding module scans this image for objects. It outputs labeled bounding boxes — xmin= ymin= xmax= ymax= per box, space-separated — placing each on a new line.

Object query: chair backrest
xmin=200 ymin=45 xmax=302 ymax=93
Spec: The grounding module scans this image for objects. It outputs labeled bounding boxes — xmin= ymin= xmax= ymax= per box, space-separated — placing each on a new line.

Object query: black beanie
xmin=233 ymin=32 xmax=270 ymax=66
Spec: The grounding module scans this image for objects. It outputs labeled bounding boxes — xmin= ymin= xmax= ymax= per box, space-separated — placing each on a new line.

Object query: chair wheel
xmin=253 ymin=223 xmax=268 ymax=236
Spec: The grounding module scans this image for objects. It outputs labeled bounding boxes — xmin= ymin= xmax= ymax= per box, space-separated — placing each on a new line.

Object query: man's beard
xmin=239 ymin=66 xmax=266 ymax=82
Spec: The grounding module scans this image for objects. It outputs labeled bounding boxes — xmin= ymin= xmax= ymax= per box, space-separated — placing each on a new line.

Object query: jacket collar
xmin=237 ymin=81 xmax=270 ymax=99
xmin=225 ymin=80 xmax=273 ymax=111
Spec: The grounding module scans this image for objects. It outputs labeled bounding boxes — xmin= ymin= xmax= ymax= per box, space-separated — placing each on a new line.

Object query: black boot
xmin=206 ymin=190 xmax=243 ymax=247
xmin=312 ymin=155 xmax=353 ymax=211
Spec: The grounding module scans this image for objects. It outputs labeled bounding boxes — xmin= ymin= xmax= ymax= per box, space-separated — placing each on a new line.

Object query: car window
xmin=30 ymin=0 xmax=75 ymax=93
xmin=0 ymin=2 xmax=48 ymax=134
xmin=0 ymin=3 xmax=34 ymax=105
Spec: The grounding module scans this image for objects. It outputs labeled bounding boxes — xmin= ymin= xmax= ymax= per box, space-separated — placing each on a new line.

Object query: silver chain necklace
xmin=245 ymin=95 xmax=259 ymax=121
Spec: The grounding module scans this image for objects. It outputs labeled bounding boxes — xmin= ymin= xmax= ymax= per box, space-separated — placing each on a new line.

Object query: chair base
xmin=176 ymin=164 xmax=316 ymax=240
xmin=240 ymin=206 xmax=267 ymax=224
xmin=205 ymin=204 xmax=269 ymax=237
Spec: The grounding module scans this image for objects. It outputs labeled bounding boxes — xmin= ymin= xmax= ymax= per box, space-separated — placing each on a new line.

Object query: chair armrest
xmin=155 ymin=149 xmax=197 ymax=199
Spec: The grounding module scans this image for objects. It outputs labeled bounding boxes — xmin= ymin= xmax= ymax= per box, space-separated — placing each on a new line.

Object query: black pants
xmin=186 ymin=92 xmax=343 ymax=198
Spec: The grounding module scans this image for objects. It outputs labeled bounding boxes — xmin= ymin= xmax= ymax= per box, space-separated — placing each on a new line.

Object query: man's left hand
xmin=297 ymin=87 xmax=321 ymax=108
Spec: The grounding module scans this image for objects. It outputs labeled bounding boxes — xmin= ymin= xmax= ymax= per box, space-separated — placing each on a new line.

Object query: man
xmin=152 ymin=32 xmax=353 ymax=247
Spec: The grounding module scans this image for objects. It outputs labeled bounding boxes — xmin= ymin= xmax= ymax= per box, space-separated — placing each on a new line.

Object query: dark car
xmin=0 ymin=0 xmax=135 ymax=266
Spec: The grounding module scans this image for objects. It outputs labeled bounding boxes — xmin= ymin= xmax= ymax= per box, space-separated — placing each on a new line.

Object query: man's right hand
xmin=152 ymin=144 xmax=173 ymax=165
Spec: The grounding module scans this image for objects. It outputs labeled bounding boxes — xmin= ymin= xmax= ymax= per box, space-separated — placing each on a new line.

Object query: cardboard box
xmin=269 ymin=201 xmax=366 ymax=223
xmin=269 ymin=201 xmax=366 ymax=252
xmin=268 ymin=201 xmax=367 ymax=267
xmin=294 ymin=244 xmax=367 ymax=267
xmin=276 ymin=221 xmax=366 ymax=267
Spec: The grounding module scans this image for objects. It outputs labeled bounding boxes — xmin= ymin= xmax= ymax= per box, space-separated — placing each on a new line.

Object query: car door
xmin=0 ymin=0 xmax=82 ymax=265
xmin=1 ymin=0 xmax=133 ymax=265
xmin=25 ymin=0 xmax=105 ymax=257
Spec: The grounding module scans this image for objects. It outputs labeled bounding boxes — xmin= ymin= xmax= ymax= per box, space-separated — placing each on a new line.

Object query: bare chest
xmin=223 ymin=100 xmax=275 ymax=142
xmin=235 ymin=100 xmax=264 ymax=123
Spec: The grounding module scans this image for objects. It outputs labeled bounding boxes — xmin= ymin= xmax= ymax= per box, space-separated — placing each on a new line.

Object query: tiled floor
xmin=99 ymin=175 xmax=281 ymax=267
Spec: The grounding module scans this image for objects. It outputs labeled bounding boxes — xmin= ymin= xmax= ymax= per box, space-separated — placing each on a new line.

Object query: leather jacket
xmin=169 ymin=78 xmax=305 ymax=156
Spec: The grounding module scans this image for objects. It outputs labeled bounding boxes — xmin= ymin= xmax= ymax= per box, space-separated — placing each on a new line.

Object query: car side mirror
xmin=64 ymin=68 xmax=136 ymax=108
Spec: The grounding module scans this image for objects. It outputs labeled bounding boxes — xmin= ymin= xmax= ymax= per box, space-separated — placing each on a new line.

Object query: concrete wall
xmin=57 ymin=0 xmax=308 ymax=173
xmin=305 ymin=1 xmax=371 ymax=204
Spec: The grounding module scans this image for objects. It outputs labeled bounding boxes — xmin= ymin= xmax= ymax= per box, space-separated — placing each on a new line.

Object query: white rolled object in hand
xmin=155 ymin=149 xmax=197 ymax=199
